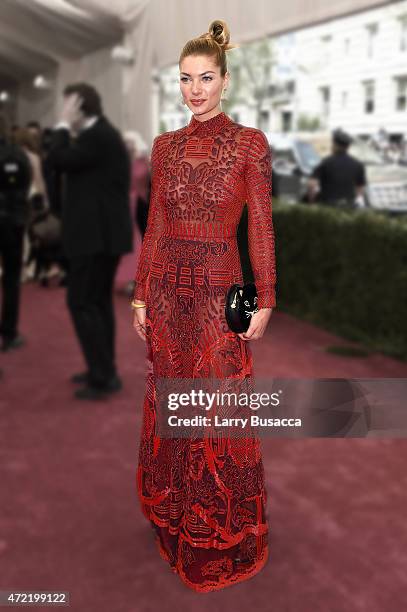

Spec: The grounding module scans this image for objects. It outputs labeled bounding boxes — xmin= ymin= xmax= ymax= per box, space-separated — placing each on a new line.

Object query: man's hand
xmin=237 ymin=307 xmax=273 ymax=342
xmin=60 ymin=93 xmax=84 ymax=128
xmin=307 ymin=178 xmax=319 ymax=202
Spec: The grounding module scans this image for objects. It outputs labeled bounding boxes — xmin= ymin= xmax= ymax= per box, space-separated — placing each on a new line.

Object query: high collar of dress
xmin=185 ymin=111 xmax=232 ymax=136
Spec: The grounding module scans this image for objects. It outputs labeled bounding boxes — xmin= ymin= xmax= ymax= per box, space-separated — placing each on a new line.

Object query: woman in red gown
xmin=132 ymin=19 xmax=277 ymax=592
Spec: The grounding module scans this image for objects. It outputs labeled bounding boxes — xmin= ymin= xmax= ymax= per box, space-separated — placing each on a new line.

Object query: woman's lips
xmin=191 ymin=99 xmax=205 ymax=106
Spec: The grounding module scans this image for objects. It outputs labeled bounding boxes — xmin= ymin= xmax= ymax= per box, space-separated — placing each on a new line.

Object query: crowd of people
xmin=0 ymin=83 xmax=151 ymax=392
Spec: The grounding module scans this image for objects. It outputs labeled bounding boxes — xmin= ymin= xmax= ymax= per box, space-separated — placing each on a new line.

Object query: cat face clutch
xmin=225 ymin=282 xmax=259 ymax=333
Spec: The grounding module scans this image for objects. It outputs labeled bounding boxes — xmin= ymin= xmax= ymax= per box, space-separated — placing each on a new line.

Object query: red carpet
xmin=1 ymin=283 xmax=406 ymax=611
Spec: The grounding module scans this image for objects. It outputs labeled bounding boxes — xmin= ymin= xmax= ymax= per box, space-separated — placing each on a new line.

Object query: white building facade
xmin=269 ymin=1 xmax=407 ymax=140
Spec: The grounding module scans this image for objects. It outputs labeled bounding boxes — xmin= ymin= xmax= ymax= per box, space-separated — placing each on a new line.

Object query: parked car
xmin=268 ymin=134 xmax=319 ymax=203
xmin=267 ymin=132 xmax=407 ymax=214
xmin=349 ymin=139 xmax=407 ymax=214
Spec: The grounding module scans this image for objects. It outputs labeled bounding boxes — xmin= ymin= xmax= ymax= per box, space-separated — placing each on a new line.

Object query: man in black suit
xmin=48 ymin=83 xmax=133 ymax=400
xmin=308 ymin=129 xmax=367 ymax=208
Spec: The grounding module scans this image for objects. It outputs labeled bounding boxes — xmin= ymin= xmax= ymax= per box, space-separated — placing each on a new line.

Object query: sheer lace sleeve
xmin=244 ymin=130 xmax=277 ymax=309
xmin=133 ymin=134 xmax=167 ymax=301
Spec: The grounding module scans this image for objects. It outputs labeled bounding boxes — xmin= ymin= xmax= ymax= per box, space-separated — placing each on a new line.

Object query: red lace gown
xmin=133 ymin=111 xmax=276 ymax=592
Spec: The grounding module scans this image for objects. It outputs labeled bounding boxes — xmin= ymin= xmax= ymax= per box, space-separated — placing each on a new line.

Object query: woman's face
xmin=179 ymin=54 xmax=229 ymax=118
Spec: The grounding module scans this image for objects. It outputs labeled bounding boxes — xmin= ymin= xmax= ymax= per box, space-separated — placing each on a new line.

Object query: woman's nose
xmin=191 ymin=81 xmax=202 ymax=95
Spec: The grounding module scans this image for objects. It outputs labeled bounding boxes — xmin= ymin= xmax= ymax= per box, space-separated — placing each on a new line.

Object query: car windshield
xmin=349 ymin=141 xmax=384 ymax=165
xmin=295 ymin=141 xmax=321 ymax=170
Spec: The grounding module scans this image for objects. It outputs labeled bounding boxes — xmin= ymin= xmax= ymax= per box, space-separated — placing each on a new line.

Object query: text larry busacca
xmin=162 ymin=391 xmax=303 ymax=428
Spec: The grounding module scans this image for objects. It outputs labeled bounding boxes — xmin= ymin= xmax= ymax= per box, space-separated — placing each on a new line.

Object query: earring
xmin=180 ymin=96 xmax=186 ymax=105
xmin=221 ymin=88 xmax=228 ymax=101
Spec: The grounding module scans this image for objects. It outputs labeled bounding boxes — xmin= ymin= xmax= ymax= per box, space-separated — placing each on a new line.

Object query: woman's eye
xmin=179 ymin=76 xmax=213 ymax=83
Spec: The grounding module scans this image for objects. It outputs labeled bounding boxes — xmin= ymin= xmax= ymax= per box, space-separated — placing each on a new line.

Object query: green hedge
xmin=271 ymin=200 xmax=407 ymax=360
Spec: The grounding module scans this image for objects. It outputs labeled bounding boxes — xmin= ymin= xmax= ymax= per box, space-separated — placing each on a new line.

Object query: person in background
xmin=10 ymin=125 xmax=20 ymax=140
xmin=25 ymin=121 xmax=42 ymax=156
xmin=0 ymin=117 xmax=32 ymax=352
xmin=38 ymin=127 xmax=67 ymax=286
xmin=47 ymin=82 xmax=133 ymax=400
xmin=115 ymin=131 xmax=151 ymax=295
xmin=13 ymin=128 xmax=49 ymax=209
xmin=13 ymin=127 xmax=51 ymax=283
xmin=308 ymin=128 xmax=367 ymax=209
xmin=41 ymin=128 xmax=63 ymax=218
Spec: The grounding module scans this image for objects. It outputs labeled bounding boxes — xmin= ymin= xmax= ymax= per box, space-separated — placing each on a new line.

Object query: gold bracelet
xmin=131 ymin=300 xmax=146 ymax=309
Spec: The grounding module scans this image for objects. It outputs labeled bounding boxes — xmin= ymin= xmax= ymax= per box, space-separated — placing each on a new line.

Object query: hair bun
xmin=208 ymin=19 xmax=230 ymax=48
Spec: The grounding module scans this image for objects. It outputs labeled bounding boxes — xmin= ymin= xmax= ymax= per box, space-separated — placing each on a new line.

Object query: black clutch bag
xmin=225 ymin=282 xmax=259 ymax=333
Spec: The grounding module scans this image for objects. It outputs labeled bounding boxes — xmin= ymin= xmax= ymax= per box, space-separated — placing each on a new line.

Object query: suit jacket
xmin=48 ymin=116 xmax=133 ymax=258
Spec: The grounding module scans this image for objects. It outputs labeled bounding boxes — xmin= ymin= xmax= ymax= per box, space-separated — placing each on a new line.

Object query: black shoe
xmin=87 ymin=374 xmax=122 ymax=393
xmin=74 ymin=384 xmax=109 ymax=401
xmin=74 ymin=375 xmax=122 ymax=400
xmin=2 ymin=335 xmax=25 ymax=352
xmin=71 ymin=371 xmax=89 ymax=384
xmin=104 ymin=374 xmax=122 ymax=393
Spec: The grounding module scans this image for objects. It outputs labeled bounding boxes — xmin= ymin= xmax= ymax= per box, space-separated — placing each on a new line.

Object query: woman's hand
xmin=132 ymin=301 xmax=147 ymax=341
xmin=237 ymin=307 xmax=273 ymax=342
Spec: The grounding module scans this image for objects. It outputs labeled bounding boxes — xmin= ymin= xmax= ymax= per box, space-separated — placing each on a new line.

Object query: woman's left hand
xmin=237 ymin=308 xmax=273 ymax=341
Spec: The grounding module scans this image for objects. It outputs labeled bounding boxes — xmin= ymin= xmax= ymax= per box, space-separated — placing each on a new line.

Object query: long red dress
xmin=133 ymin=111 xmax=276 ymax=592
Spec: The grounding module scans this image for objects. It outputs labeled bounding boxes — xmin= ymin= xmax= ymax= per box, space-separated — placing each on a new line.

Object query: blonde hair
xmin=179 ymin=19 xmax=238 ymax=77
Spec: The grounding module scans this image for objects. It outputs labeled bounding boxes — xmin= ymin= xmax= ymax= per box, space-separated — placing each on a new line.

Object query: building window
xmin=281 ymin=111 xmax=292 ymax=132
xmin=341 ymin=91 xmax=348 ymax=109
xmin=362 ymin=80 xmax=375 ymax=113
xmin=286 ymin=80 xmax=295 ymax=94
xmin=259 ymin=110 xmax=270 ymax=132
xmin=398 ymin=15 xmax=407 ymax=51
xmin=321 ymin=34 xmax=332 ymax=62
xmin=319 ymin=86 xmax=330 ymax=116
xmin=366 ymin=23 xmax=378 ymax=58
xmin=263 ymin=63 xmax=272 ymax=83
xmin=394 ymin=76 xmax=407 ymax=111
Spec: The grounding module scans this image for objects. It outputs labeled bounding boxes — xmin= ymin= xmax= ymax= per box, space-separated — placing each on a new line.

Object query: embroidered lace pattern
xmin=134 ymin=111 xmax=276 ymax=592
